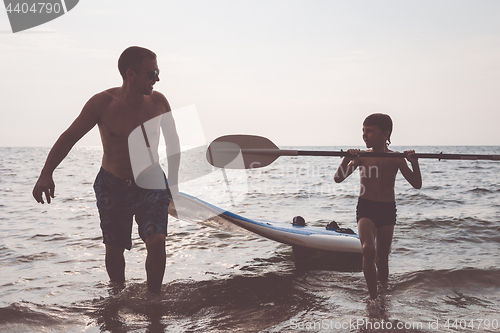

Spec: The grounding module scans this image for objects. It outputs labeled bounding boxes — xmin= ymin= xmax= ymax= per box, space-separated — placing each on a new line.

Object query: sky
xmin=0 ymin=0 xmax=499 ymax=147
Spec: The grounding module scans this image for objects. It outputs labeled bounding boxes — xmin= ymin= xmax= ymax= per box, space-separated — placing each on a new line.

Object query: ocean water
xmin=0 ymin=146 xmax=499 ymax=333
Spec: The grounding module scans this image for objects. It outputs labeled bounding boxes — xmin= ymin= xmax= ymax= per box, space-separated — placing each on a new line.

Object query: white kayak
xmin=171 ymin=193 xmax=362 ymax=254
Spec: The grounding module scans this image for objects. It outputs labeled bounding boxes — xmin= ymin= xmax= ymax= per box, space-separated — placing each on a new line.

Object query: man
xmin=32 ymin=46 xmax=180 ymax=294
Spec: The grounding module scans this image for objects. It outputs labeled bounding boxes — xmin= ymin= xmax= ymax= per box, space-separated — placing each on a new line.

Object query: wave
xmin=28 ymin=233 xmax=67 ymax=241
xmin=393 ymin=267 xmax=500 ymax=293
xmin=404 ymin=216 xmax=497 ymax=230
xmin=1 ymin=267 xmax=498 ymax=332
xmin=0 ymin=302 xmax=72 ymax=327
xmin=398 ymin=193 xmax=465 ymax=205
xmin=468 ymin=187 xmax=498 ymax=194
xmin=0 ymin=251 xmax=60 ymax=266
xmin=0 ymin=272 xmax=321 ymax=332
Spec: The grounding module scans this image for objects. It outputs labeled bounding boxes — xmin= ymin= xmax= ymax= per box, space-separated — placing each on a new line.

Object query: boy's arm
xmin=334 ymin=149 xmax=361 ymax=183
xmin=32 ymin=94 xmax=102 ymax=204
xmin=399 ymin=150 xmax=422 ymax=189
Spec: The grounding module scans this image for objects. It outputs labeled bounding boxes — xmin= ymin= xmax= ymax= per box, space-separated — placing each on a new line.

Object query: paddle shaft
xmin=239 ymin=149 xmax=500 ymax=161
xmin=206 ymin=135 xmax=500 ymax=169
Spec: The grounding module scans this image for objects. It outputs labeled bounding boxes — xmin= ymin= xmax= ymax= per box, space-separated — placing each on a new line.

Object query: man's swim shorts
xmin=356 ymin=197 xmax=397 ymax=229
xmin=93 ymin=167 xmax=170 ymax=250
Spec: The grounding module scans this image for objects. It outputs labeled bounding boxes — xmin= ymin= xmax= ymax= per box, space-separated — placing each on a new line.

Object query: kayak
xmin=171 ymin=193 xmax=362 ymax=254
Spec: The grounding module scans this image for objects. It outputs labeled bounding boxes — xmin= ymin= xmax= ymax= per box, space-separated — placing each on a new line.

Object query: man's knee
xmin=145 ymin=233 xmax=166 ymax=253
xmin=106 ymin=244 xmax=125 ymax=257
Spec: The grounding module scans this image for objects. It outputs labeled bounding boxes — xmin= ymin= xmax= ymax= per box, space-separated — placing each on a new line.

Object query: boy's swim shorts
xmin=356 ymin=197 xmax=397 ymax=229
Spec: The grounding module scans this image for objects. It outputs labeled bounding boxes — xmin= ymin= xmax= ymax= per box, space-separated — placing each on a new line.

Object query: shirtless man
xmin=334 ymin=113 xmax=422 ymax=300
xmin=32 ymin=46 xmax=180 ymax=294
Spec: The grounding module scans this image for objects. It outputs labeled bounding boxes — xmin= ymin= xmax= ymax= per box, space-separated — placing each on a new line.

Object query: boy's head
xmin=363 ymin=113 xmax=393 ymax=146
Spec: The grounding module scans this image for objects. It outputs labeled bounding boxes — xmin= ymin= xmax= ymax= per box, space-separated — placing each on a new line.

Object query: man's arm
xmin=158 ymin=95 xmax=181 ymax=201
xmin=398 ymin=150 xmax=422 ymax=189
xmin=32 ymin=94 xmax=102 ymax=204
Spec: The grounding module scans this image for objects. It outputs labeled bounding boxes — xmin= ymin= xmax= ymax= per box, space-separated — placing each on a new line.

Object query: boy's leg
xmin=145 ymin=233 xmax=167 ymax=294
xmin=357 ymin=217 xmax=378 ymax=299
xmin=105 ymin=244 xmax=126 ymax=284
xmin=375 ymin=224 xmax=394 ymax=282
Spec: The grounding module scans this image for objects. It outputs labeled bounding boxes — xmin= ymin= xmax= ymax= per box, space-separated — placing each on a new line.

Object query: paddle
xmin=206 ymin=134 xmax=500 ymax=169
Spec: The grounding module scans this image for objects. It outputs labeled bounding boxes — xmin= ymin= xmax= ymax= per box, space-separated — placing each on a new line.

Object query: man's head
xmin=118 ymin=46 xmax=157 ymax=81
xmin=363 ymin=113 xmax=393 ymax=147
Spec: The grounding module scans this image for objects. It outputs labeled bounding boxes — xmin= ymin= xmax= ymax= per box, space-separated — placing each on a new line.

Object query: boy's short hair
xmin=363 ymin=113 xmax=393 ymax=145
xmin=118 ymin=46 xmax=157 ymax=80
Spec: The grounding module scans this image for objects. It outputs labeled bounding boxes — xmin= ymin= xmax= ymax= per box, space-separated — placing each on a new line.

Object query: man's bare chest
xmin=99 ymin=101 xmax=164 ymax=140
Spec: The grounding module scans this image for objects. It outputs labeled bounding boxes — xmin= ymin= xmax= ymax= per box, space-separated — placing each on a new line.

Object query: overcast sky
xmin=1 ymin=0 xmax=499 ymax=147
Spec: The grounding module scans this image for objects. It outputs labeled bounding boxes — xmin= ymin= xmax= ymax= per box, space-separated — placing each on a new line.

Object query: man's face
xmin=134 ymin=58 xmax=160 ymax=95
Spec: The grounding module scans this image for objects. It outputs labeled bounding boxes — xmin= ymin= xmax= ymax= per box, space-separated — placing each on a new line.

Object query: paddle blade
xmin=206 ymin=135 xmax=281 ymax=169
xmin=206 ymin=141 xmax=245 ymax=168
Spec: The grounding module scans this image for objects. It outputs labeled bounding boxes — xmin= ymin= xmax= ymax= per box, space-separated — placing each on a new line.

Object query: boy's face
xmin=362 ymin=125 xmax=389 ymax=148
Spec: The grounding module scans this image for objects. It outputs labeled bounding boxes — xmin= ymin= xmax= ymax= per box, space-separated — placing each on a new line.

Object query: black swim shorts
xmin=93 ymin=167 xmax=170 ymax=250
xmin=356 ymin=197 xmax=397 ymax=229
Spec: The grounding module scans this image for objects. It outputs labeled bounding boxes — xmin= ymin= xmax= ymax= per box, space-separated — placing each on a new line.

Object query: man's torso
xmin=96 ymin=88 xmax=168 ymax=180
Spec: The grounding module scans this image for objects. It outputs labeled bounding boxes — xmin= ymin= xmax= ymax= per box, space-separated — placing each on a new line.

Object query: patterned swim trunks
xmin=93 ymin=167 xmax=170 ymax=250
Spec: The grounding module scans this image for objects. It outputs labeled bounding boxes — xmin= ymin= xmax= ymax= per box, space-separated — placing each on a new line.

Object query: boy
xmin=334 ymin=113 xmax=422 ymax=300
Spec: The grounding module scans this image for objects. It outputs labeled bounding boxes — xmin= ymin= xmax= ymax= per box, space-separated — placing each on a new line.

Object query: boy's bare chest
xmin=359 ymin=158 xmax=399 ymax=180
xmin=358 ymin=158 xmax=399 ymax=201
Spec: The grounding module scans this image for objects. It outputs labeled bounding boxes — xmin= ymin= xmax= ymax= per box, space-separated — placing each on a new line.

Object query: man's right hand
xmin=33 ymin=174 xmax=55 ymax=204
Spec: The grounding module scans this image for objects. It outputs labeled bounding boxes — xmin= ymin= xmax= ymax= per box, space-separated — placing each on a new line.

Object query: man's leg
xmin=145 ymin=233 xmax=166 ymax=294
xmin=105 ymin=244 xmax=126 ymax=284
xmin=358 ymin=218 xmax=378 ymax=299
xmin=375 ymin=224 xmax=394 ymax=283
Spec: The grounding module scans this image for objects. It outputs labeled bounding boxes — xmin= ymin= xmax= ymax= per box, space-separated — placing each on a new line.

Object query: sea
xmin=0 ymin=146 xmax=499 ymax=333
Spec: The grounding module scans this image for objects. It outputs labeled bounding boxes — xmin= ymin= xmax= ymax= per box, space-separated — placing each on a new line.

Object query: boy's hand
xmin=346 ymin=149 xmax=360 ymax=161
xmin=404 ymin=150 xmax=418 ymax=163
xmin=335 ymin=149 xmax=360 ymax=183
